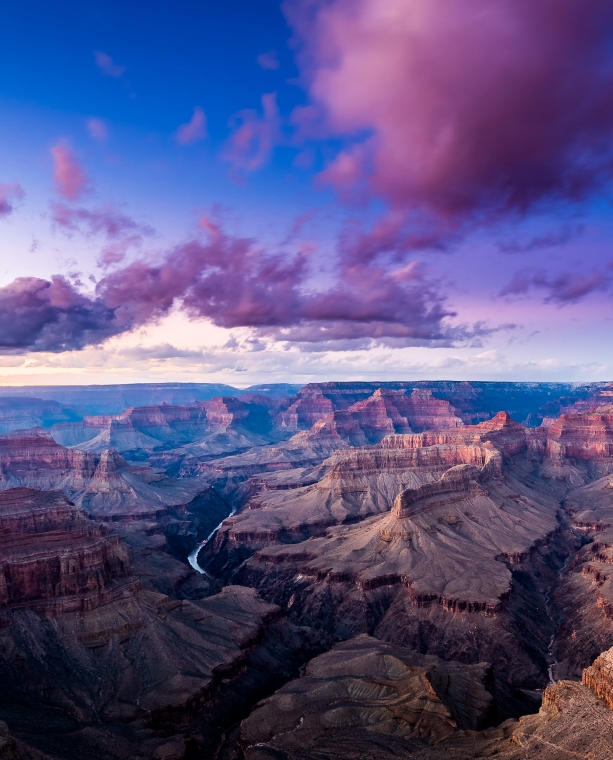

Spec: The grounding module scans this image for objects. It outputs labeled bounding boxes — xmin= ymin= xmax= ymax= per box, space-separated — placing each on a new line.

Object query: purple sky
xmin=1 ymin=0 xmax=613 ymax=385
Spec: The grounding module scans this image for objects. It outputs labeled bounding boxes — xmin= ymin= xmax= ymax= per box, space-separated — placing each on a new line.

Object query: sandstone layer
xmin=237 ymin=634 xmax=494 ymax=754
xmin=202 ymin=413 xmax=533 ymax=578
xmin=235 ymin=644 xmax=613 ymax=760
xmin=0 ymin=488 xmax=133 ymax=616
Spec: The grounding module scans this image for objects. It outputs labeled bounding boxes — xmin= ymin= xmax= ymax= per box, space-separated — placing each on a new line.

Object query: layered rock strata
xmin=236 ymin=645 xmax=613 ymax=760
xmin=49 ymin=395 xmax=286 ymax=459
xmin=540 ymin=405 xmax=613 ymax=484
xmin=237 ymin=459 xmax=558 ymax=616
xmin=0 ymin=583 xmax=316 ymax=760
xmin=237 ymin=634 xmax=494 ymax=756
xmin=0 ymin=430 xmax=96 ymax=492
xmin=202 ymin=413 xmax=530 ymax=578
xmin=0 ymin=488 xmax=133 ymax=616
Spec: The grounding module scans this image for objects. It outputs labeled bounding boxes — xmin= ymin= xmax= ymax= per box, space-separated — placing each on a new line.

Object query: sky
xmin=2 ymin=0 xmax=613 ymax=386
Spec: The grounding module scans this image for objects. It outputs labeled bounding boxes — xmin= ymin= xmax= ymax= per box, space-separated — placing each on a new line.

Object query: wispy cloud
xmin=0 ymin=183 xmax=24 ymax=218
xmin=87 ymin=118 xmax=108 ymax=142
xmin=174 ymin=106 xmax=207 ymax=146
xmin=501 ymin=268 xmax=611 ymax=303
xmin=50 ymin=144 xmax=91 ymax=201
xmin=257 ymin=50 xmax=280 ymax=70
xmin=94 ymin=50 xmax=126 ymax=78
xmin=224 ymin=93 xmax=280 ymax=175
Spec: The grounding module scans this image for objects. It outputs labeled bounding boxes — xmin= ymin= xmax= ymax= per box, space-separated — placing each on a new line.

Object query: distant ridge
xmin=0 ymin=382 xmax=304 ymax=416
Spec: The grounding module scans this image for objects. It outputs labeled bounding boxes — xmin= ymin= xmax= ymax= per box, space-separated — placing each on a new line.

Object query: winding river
xmin=187 ymin=507 xmax=236 ymax=575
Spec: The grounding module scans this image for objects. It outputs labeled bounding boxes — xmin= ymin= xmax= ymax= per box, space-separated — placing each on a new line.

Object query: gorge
xmin=1 ymin=381 xmax=613 ymax=758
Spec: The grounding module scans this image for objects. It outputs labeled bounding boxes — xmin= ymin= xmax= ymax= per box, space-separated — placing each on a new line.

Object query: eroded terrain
xmin=2 ymin=381 xmax=613 ymax=759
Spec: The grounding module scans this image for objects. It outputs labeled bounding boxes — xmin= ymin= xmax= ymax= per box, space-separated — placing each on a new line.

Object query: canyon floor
xmin=1 ymin=381 xmax=613 ymax=759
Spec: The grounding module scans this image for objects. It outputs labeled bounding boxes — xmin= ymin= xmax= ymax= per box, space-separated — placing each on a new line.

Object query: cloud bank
xmin=0 ymin=218 xmax=455 ymax=353
xmin=285 ymin=0 xmax=613 ymax=240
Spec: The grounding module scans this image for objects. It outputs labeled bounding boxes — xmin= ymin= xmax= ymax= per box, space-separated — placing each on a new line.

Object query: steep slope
xmin=0 ymin=431 xmax=230 ymax=575
xmin=0 ymin=397 xmax=80 ymax=434
xmin=0 ymin=488 xmax=134 ymax=615
xmin=237 ymin=665 xmax=613 ymax=760
xmin=540 ymin=404 xmax=613 ymax=485
xmin=0 ymin=430 xmax=97 ymax=492
xmin=202 ymin=412 xmax=530 ymax=577
xmin=50 ymin=395 xmax=287 ymax=459
xmin=236 ymin=634 xmax=494 ymax=755
xmin=277 ymin=381 xmax=607 ymax=430
xmin=0 ymin=487 xmax=317 ymax=760
xmin=278 ymin=386 xmax=462 ymax=433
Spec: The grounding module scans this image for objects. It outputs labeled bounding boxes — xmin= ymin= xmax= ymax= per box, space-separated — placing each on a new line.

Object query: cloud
xmin=224 ymin=93 xmax=280 ymax=174
xmin=501 ymin=268 xmax=610 ymax=303
xmin=94 ymin=50 xmax=126 ymax=78
xmin=50 ymin=144 xmax=90 ymax=201
xmin=499 ymin=225 xmax=585 ymax=254
xmin=174 ymin=106 xmax=208 ymax=146
xmin=0 ymin=217 xmax=459 ymax=353
xmin=0 ymin=277 xmax=118 ymax=352
xmin=257 ymin=50 xmax=280 ymax=70
xmin=284 ymin=0 xmax=613 ymax=240
xmin=50 ymin=203 xmax=152 ymax=239
xmin=87 ymin=118 xmax=108 ymax=142
xmin=0 ymin=183 xmax=24 ymax=218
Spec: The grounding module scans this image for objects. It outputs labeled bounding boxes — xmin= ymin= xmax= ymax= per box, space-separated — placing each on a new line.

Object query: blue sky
xmin=1 ymin=0 xmax=613 ymax=386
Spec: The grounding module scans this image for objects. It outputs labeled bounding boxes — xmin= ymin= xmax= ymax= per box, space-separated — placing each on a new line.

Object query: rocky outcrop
xmin=582 ymin=646 xmax=613 ymax=709
xmin=49 ymin=395 xmax=288 ymax=460
xmin=0 ymin=430 xmax=96 ymax=491
xmin=540 ymin=405 xmax=613 ymax=484
xmin=237 ymin=458 xmax=559 ymax=620
xmin=0 ymin=583 xmax=317 ymax=760
xmin=279 ymin=387 xmax=462 ymax=437
xmin=201 ymin=412 xmax=528 ymax=578
xmin=276 ymin=381 xmax=606 ymax=431
xmin=0 ymin=488 xmax=134 ymax=615
xmin=237 ymin=634 xmax=494 ymax=756
xmin=0 ymin=430 xmax=216 ymax=522
xmin=235 ymin=649 xmax=613 ymax=760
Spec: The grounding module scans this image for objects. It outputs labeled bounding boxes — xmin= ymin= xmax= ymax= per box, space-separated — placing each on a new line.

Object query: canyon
xmin=1 ymin=382 xmax=613 ymax=758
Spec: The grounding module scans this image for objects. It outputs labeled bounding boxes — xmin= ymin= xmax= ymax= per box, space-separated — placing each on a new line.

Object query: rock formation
xmin=234 ymin=642 xmax=613 ymax=760
xmin=0 ymin=397 xmax=79 ymax=435
xmin=7 ymin=383 xmax=613 ymax=758
xmin=202 ymin=412 xmax=531 ymax=578
xmin=0 ymin=486 xmax=318 ymax=759
xmin=47 ymin=396 xmax=289 ymax=466
xmin=0 ymin=488 xmax=134 ymax=615
xmin=0 ymin=429 xmax=97 ymax=491
xmin=237 ymin=634 xmax=494 ymax=754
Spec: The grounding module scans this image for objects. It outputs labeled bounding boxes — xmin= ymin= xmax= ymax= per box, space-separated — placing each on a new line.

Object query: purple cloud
xmin=94 ymin=50 xmax=126 ymax=78
xmin=0 ymin=217 xmax=457 ymax=353
xmin=224 ymin=93 xmax=280 ymax=174
xmin=51 ymin=203 xmax=152 ymax=239
xmin=174 ymin=107 xmax=208 ymax=146
xmin=0 ymin=183 xmax=24 ymax=218
xmin=284 ymin=0 xmax=613 ymax=250
xmin=257 ymin=50 xmax=280 ymax=70
xmin=501 ymin=268 xmax=610 ymax=303
xmin=0 ymin=277 xmax=118 ymax=352
xmin=50 ymin=144 xmax=91 ymax=201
